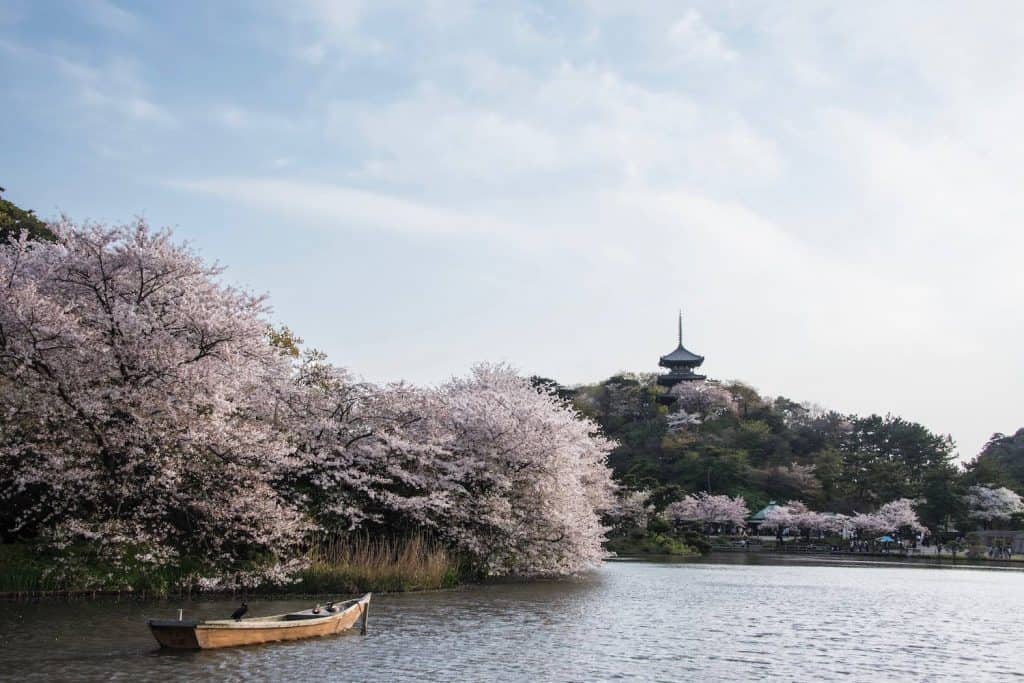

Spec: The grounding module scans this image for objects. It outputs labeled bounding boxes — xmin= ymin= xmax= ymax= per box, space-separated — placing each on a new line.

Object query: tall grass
xmin=0 ymin=543 xmax=197 ymax=599
xmin=0 ymin=534 xmax=465 ymax=599
xmin=0 ymin=544 xmax=57 ymax=596
xmin=297 ymin=534 xmax=462 ymax=594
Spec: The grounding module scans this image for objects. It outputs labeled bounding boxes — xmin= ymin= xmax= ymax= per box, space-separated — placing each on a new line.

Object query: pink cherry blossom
xmin=0 ymin=219 xmax=305 ymax=580
xmin=964 ymin=486 xmax=1024 ymax=522
xmin=664 ymin=492 xmax=749 ymax=527
xmin=0 ymin=220 xmax=620 ymax=582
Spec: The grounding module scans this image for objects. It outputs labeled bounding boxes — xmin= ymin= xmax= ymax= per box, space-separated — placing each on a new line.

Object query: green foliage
xmin=811 ymin=448 xmax=843 ymax=500
xmin=605 ymin=532 xmax=697 ymax=556
xmin=646 ymin=516 xmax=671 ymax=533
xmin=679 ymin=529 xmax=711 ymax=554
xmin=0 ymin=188 xmax=56 ymax=244
xmin=0 ymin=543 xmax=58 ymax=594
xmin=966 ymin=429 xmax=1024 ymax=493
xmin=836 ymin=414 xmax=956 ymax=508
xmin=0 ymin=543 xmax=198 ymax=597
xmin=266 ymin=324 xmax=303 ymax=358
xmin=918 ymin=462 xmax=966 ymax=532
xmin=647 ymin=484 xmax=687 ymax=510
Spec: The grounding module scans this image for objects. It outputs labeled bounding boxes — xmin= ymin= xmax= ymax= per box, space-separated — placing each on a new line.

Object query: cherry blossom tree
xmin=762 ymin=498 xmax=924 ymax=540
xmin=814 ymin=512 xmax=852 ymax=535
xmin=875 ymin=498 xmax=927 ymax=535
xmin=850 ymin=498 xmax=926 ymax=538
xmin=664 ymin=492 xmax=749 ymax=530
xmin=849 ymin=512 xmax=890 ymax=536
xmin=666 ymin=409 xmax=702 ymax=433
xmin=0 ymin=219 xmax=305 ymax=580
xmin=963 ymin=486 xmax=1024 ymax=526
xmin=279 ymin=361 xmax=617 ymax=576
xmin=763 ymin=500 xmax=811 ymax=534
xmin=274 ymin=351 xmax=454 ymax=534
xmin=668 ymin=381 xmax=737 ymax=420
xmin=0 ymin=220 xmax=619 ymax=583
xmin=761 ymin=500 xmax=848 ymax=537
xmin=608 ymin=489 xmax=654 ymax=531
xmin=424 ymin=364 xmax=617 ymax=576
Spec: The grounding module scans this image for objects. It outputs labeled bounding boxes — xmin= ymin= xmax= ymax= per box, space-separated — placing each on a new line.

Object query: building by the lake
xmin=657 ymin=312 xmax=706 ymax=404
xmin=746 ymin=501 xmax=782 ymax=535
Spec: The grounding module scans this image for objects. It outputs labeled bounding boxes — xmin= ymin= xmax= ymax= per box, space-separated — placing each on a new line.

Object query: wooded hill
xmin=558 ymin=372 xmax=1022 ymax=532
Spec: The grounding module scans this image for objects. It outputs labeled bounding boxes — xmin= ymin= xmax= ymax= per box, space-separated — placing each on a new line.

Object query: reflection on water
xmin=2 ymin=556 xmax=1023 ymax=681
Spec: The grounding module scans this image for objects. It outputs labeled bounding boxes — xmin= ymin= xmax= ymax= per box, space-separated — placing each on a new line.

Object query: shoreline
xmin=0 ymin=582 xmax=472 ymax=603
xmin=9 ymin=551 xmax=1024 ymax=602
xmin=611 ymin=551 xmax=1024 ymax=571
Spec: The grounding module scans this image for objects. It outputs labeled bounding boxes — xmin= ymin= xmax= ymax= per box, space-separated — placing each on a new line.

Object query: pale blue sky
xmin=3 ymin=1 xmax=1023 ymax=459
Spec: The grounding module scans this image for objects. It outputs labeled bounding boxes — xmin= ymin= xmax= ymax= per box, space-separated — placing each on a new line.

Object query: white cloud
xmin=283 ymin=0 xmax=388 ymax=61
xmin=0 ymin=37 xmax=174 ymax=127
xmin=77 ymin=0 xmax=141 ymax=34
xmin=48 ymin=52 xmax=175 ymax=126
xmin=173 ymin=172 xmax=946 ymax=357
xmin=171 ymin=177 xmax=522 ymax=240
xmin=668 ymin=9 xmax=737 ymax=62
xmin=327 ymin=61 xmax=780 ymax=199
xmin=210 ymin=104 xmax=303 ymax=134
xmin=214 ymin=105 xmax=249 ymax=129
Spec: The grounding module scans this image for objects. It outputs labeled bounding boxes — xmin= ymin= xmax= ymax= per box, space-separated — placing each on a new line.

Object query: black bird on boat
xmin=325 ymin=601 xmax=336 ymax=613
xmin=231 ymin=601 xmax=248 ymax=621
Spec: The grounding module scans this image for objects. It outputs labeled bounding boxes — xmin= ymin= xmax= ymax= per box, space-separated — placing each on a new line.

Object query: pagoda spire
xmin=678 ymin=309 xmax=683 ymax=347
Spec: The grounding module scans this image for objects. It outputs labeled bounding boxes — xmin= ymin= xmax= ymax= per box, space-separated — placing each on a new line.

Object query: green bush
xmin=606 ymin=531 xmax=698 ymax=556
xmin=681 ymin=530 xmax=711 ymax=554
xmin=647 ymin=517 xmax=671 ymax=533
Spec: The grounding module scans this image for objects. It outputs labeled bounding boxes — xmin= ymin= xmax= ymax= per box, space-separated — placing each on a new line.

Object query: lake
xmin=2 ymin=555 xmax=1023 ymax=681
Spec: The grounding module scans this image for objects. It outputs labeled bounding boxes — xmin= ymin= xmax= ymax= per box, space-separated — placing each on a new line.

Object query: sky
xmin=2 ymin=1 xmax=1023 ymax=460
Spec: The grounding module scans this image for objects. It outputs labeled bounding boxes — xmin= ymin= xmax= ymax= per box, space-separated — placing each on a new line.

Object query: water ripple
xmin=3 ymin=558 xmax=1024 ymax=681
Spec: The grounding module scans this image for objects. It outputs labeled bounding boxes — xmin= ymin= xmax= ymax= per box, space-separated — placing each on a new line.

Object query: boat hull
xmin=148 ymin=622 xmax=202 ymax=649
xmin=148 ymin=594 xmax=370 ymax=650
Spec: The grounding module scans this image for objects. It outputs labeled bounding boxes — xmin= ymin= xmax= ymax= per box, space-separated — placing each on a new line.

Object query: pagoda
xmin=657 ymin=312 xmax=705 ymax=403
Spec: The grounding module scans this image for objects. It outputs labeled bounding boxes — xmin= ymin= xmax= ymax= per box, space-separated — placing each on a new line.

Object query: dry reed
xmin=299 ymin=534 xmax=459 ymax=594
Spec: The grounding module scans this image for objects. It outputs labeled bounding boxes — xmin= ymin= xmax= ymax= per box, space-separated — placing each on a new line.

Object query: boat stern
xmin=148 ymin=619 xmax=202 ymax=649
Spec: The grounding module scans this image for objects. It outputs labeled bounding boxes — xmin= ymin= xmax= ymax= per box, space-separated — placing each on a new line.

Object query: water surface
xmin=2 ymin=556 xmax=1022 ymax=681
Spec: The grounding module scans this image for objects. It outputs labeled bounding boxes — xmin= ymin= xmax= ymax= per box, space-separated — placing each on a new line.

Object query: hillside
xmin=566 ymin=372 xmax=998 ymax=532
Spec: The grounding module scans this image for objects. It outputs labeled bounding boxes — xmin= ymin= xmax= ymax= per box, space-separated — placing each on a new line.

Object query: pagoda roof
xmin=659 ymin=344 xmax=704 ymax=365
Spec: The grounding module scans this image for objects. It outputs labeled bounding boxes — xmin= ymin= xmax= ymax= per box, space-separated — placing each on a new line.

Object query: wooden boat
xmin=147 ymin=593 xmax=371 ymax=650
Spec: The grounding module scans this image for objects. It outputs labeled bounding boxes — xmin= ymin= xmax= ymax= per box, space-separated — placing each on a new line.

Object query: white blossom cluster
xmin=963 ymin=486 xmax=1024 ymax=522
xmin=663 ymin=492 xmax=750 ymax=526
xmin=763 ymin=498 xmax=926 ymax=536
xmin=608 ymin=490 xmax=654 ymax=530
